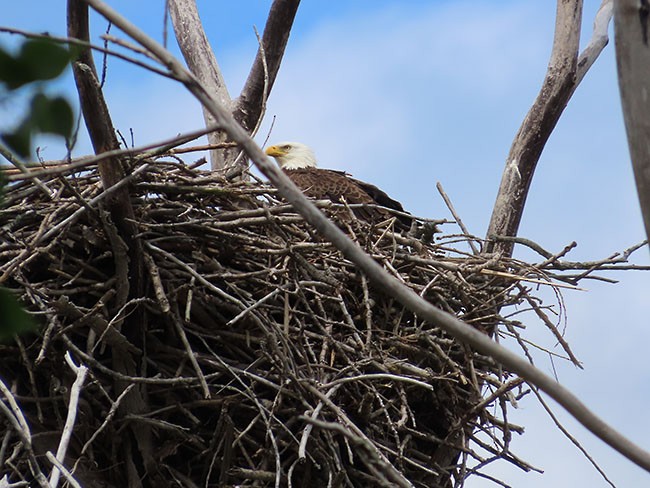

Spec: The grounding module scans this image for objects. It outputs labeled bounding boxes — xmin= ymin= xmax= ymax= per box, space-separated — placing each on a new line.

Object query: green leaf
xmin=1 ymin=124 xmax=32 ymax=158
xmin=0 ymin=39 xmax=72 ymax=90
xmin=1 ymin=93 xmax=74 ymax=158
xmin=0 ymin=46 xmax=19 ymax=84
xmin=0 ymin=288 xmax=36 ymax=341
xmin=20 ymin=39 xmax=71 ymax=80
xmin=31 ymin=93 xmax=74 ymax=138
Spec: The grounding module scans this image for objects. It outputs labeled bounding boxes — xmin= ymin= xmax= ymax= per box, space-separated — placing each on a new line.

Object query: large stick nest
xmin=1 ymin=158 xmax=573 ymax=487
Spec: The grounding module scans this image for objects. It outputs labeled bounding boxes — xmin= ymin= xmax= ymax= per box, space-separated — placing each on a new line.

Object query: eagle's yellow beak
xmin=265 ymin=145 xmax=286 ymax=158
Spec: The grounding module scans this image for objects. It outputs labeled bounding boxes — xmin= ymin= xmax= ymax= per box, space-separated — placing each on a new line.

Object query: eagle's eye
xmin=282 ymin=144 xmax=292 ymax=150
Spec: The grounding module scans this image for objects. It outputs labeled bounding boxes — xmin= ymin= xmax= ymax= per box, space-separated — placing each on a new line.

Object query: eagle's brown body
xmin=283 ymin=168 xmax=375 ymax=205
xmin=266 ymin=142 xmax=411 ymax=229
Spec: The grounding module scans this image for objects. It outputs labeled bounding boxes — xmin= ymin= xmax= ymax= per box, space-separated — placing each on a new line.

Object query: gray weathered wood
xmin=485 ymin=1 xmax=613 ymax=256
xmin=168 ymin=0 xmax=234 ymax=169
xmin=169 ymin=0 xmax=300 ymax=171
xmin=614 ymin=0 xmax=650 ymax=243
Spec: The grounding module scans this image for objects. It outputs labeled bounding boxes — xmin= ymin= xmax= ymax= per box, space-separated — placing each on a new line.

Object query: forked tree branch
xmin=84 ymin=0 xmax=650 ymax=472
xmin=169 ymin=0 xmax=300 ymax=170
xmin=485 ymin=0 xmax=614 ymax=256
xmin=614 ymin=0 xmax=650 ymax=242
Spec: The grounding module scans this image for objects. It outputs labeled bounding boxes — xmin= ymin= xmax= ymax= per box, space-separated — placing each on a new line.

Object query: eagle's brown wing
xmin=284 ymin=168 xmax=375 ymax=204
xmin=284 ymin=168 xmax=411 ymax=229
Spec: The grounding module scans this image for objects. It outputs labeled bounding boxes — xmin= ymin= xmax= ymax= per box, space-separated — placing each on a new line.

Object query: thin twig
xmin=436 ymin=182 xmax=480 ymax=254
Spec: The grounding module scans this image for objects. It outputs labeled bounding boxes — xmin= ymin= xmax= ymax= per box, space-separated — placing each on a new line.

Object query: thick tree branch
xmin=67 ymin=0 xmax=143 ymax=283
xmin=84 ymin=0 xmax=650 ymax=472
xmin=168 ymin=0 xmax=233 ymax=169
xmin=67 ymin=0 xmax=142 ymax=269
xmin=614 ymin=0 xmax=650 ymax=242
xmin=68 ymin=3 xmax=151 ymax=482
xmin=67 ymin=0 xmax=120 ymax=160
xmin=485 ymin=0 xmax=613 ymax=256
xmin=235 ymin=0 xmax=300 ymax=132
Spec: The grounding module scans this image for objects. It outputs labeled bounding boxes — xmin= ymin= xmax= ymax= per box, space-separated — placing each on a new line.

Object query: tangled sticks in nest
xmin=1 ymin=158 xmax=576 ymax=487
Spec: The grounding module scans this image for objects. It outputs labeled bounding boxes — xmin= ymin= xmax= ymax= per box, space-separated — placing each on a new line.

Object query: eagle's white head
xmin=265 ymin=142 xmax=318 ymax=170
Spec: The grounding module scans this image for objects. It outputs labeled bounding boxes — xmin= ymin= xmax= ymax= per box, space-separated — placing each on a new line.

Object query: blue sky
xmin=2 ymin=1 xmax=649 ymax=486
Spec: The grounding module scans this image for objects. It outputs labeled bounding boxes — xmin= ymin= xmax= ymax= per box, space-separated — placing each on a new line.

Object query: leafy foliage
xmin=0 ymin=288 xmax=36 ymax=341
xmin=0 ymin=39 xmax=75 ymax=158
xmin=0 ymin=39 xmax=71 ymax=89
xmin=0 ymin=39 xmax=74 ymax=337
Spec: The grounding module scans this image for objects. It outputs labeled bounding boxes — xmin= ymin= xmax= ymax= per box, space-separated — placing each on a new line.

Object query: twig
xmin=520 ymin=289 xmax=582 ymax=368
xmin=436 ymin=182 xmax=480 ymax=254
xmin=0 ymin=144 xmax=54 ymax=199
xmin=46 ymin=452 xmax=83 ymax=488
xmin=49 ymin=352 xmax=88 ymax=488
xmin=169 ymin=314 xmax=211 ymax=399
xmin=4 ymin=125 xmax=220 ymax=181
xmin=0 ymin=26 xmax=172 ymax=78
xmin=479 ymin=269 xmax=586 ymax=291
xmin=0 ymin=379 xmax=49 ymax=488
xmin=529 ymin=385 xmax=616 ymax=488
xmin=71 ymin=384 xmax=135 ymax=475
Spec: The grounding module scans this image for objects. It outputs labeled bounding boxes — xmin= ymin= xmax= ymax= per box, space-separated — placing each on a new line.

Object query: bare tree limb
xmin=49 ymin=352 xmax=88 ymax=488
xmin=235 ymin=0 xmax=300 ymax=132
xmin=67 ymin=0 xmax=145 ymax=301
xmin=485 ymin=1 xmax=614 ymax=256
xmin=67 ymin=0 xmax=146 ymax=299
xmin=67 ymin=0 xmax=120 ymax=160
xmin=577 ymin=0 xmax=614 ymax=84
xmin=169 ymin=0 xmax=299 ymax=170
xmin=68 ymin=4 xmax=152 ymax=483
xmin=614 ymin=0 xmax=650 ymax=242
xmin=83 ymin=0 xmax=650 ymax=472
xmin=168 ymin=0 xmax=232 ymax=169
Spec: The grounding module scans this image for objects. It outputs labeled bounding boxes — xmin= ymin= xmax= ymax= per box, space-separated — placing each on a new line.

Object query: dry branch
xmin=236 ymin=0 xmax=301 ymax=132
xmin=486 ymin=0 xmax=614 ymax=255
xmin=169 ymin=0 xmax=299 ymax=170
xmin=168 ymin=0 xmax=233 ymax=168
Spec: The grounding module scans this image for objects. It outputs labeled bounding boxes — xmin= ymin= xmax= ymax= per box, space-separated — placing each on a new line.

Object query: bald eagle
xmin=265 ymin=142 xmax=411 ymax=229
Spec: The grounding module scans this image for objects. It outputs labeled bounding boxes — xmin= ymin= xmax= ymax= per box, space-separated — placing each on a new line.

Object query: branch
xmin=614 ymin=0 xmax=650 ymax=242
xmin=577 ymin=0 xmax=614 ymax=84
xmin=67 ymin=0 xmax=120 ymax=159
xmin=485 ymin=1 xmax=614 ymax=256
xmin=49 ymin=352 xmax=88 ymax=488
xmin=67 ymin=1 xmax=141 ymax=258
xmin=83 ymin=0 xmax=650 ymax=473
xmin=168 ymin=0 xmax=233 ymax=169
xmin=235 ymin=0 xmax=301 ymax=132
xmin=0 ymin=378 xmax=49 ymax=487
